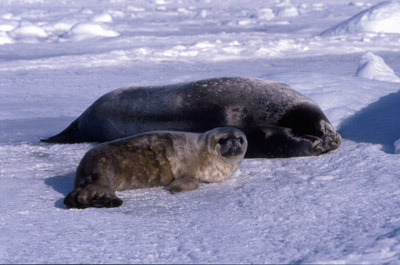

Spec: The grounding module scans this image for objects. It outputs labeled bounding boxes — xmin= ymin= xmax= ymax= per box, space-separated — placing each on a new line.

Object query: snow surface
xmin=1 ymin=0 xmax=400 ymax=264
xmin=395 ymin=139 xmax=400 ymax=154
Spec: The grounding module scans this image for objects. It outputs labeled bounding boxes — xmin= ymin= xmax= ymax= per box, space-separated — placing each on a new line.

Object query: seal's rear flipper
xmin=64 ymin=184 xmax=123 ymax=209
xmin=41 ymin=120 xmax=81 ymax=144
xmin=64 ymin=188 xmax=83 ymax=209
xmin=91 ymin=196 xmax=123 ymax=208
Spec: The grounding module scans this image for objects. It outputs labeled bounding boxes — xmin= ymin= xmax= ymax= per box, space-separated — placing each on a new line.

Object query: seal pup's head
xmin=204 ymin=127 xmax=248 ymax=161
xmin=189 ymin=127 xmax=247 ymax=183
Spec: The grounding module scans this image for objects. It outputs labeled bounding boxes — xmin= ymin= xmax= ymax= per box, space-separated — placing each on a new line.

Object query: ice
xmin=1 ymin=0 xmax=400 ymax=263
xmin=355 ymin=51 xmax=400 ymax=82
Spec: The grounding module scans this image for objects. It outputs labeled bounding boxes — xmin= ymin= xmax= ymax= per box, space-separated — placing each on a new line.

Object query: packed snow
xmin=1 ymin=0 xmax=400 ymax=264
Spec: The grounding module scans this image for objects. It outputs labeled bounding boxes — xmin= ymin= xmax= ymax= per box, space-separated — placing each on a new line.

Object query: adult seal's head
xmin=42 ymin=77 xmax=341 ymax=158
xmin=64 ymin=127 xmax=247 ymax=209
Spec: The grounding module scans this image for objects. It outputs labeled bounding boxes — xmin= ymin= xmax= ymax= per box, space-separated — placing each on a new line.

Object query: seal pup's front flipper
xmin=167 ymin=177 xmax=200 ymax=193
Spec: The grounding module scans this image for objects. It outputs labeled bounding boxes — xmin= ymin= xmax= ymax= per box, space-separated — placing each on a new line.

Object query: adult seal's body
xmin=64 ymin=127 xmax=247 ymax=209
xmin=43 ymin=77 xmax=341 ymax=158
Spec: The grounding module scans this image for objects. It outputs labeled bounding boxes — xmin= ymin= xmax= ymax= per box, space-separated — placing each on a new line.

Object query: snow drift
xmin=321 ymin=1 xmax=400 ymax=35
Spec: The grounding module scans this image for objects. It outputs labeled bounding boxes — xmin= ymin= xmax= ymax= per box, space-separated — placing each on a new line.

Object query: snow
xmin=9 ymin=24 xmax=48 ymax=40
xmin=355 ymin=51 xmax=400 ymax=82
xmin=1 ymin=0 xmax=400 ymax=264
xmin=257 ymin=8 xmax=275 ymax=21
xmin=321 ymin=0 xmax=400 ymax=35
xmin=395 ymin=139 xmax=400 ymax=154
xmin=0 ymin=32 xmax=14 ymax=44
xmin=64 ymin=22 xmax=120 ymax=41
xmin=91 ymin=13 xmax=114 ymax=23
xmin=275 ymin=5 xmax=299 ymax=18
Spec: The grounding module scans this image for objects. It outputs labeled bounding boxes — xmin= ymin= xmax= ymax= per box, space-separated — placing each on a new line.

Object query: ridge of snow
xmin=321 ymin=1 xmax=400 ymax=35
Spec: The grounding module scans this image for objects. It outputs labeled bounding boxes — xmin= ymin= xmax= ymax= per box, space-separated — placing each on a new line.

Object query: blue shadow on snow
xmin=339 ymin=90 xmax=400 ymax=154
xmin=44 ymin=172 xmax=75 ymax=209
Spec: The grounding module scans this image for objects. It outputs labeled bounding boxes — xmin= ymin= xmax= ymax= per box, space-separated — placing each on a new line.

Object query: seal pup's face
xmin=206 ymin=127 xmax=248 ymax=160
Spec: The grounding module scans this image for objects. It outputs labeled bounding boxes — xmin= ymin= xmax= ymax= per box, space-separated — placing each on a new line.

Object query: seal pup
xmin=64 ymin=127 xmax=247 ymax=209
xmin=43 ymin=77 xmax=341 ymax=158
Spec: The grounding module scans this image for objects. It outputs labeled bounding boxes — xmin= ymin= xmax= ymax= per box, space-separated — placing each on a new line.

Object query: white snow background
xmin=1 ymin=0 xmax=400 ymax=263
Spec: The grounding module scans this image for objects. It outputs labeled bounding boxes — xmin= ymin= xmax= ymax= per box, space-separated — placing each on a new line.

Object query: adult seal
xmin=43 ymin=77 xmax=341 ymax=158
xmin=64 ymin=127 xmax=247 ymax=209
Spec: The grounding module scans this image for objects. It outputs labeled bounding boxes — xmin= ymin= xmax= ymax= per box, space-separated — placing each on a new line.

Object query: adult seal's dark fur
xmin=43 ymin=77 xmax=341 ymax=158
xmin=64 ymin=127 xmax=247 ymax=209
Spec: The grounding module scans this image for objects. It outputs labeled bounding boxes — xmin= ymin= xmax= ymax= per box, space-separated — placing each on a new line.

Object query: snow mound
xmin=275 ymin=5 xmax=299 ymax=18
xmin=355 ymin=51 xmax=400 ymax=82
xmin=0 ymin=21 xmax=16 ymax=32
xmin=321 ymin=1 xmax=400 ymax=35
xmin=91 ymin=13 xmax=113 ymax=23
xmin=9 ymin=24 xmax=48 ymax=40
xmin=63 ymin=22 xmax=119 ymax=41
xmin=0 ymin=32 xmax=14 ymax=45
xmin=395 ymin=139 xmax=400 ymax=154
xmin=257 ymin=8 xmax=275 ymax=20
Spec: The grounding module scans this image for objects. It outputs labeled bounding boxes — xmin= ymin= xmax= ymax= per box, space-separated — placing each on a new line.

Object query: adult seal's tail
xmin=42 ymin=119 xmax=81 ymax=143
xmin=42 ymin=77 xmax=341 ymax=158
xmin=64 ymin=127 xmax=247 ymax=209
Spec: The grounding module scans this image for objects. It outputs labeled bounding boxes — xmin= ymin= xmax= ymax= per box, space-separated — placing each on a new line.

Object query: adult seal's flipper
xmin=41 ymin=120 xmax=82 ymax=143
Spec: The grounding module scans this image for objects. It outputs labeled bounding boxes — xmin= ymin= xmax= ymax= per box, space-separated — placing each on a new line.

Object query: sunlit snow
xmin=321 ymin=0 xmax=400 ymax=35
xmin=355 ymin=51 xmax=400 ymax=82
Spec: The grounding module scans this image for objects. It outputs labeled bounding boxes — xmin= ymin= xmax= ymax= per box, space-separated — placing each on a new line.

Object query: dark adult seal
xmin=64 ymin=127 xmax=247 ymax=209
xmin=43 ymin=77 xmax=341 ymax=158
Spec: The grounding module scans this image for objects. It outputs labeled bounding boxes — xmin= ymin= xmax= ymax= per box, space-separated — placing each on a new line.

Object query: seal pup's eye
xmin=217 ymin=138 xmax=227 ymax=145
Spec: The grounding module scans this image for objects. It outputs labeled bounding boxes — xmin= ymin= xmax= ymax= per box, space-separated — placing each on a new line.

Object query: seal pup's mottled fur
xmin=64 ymin=127 xmax=247 ymax=209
